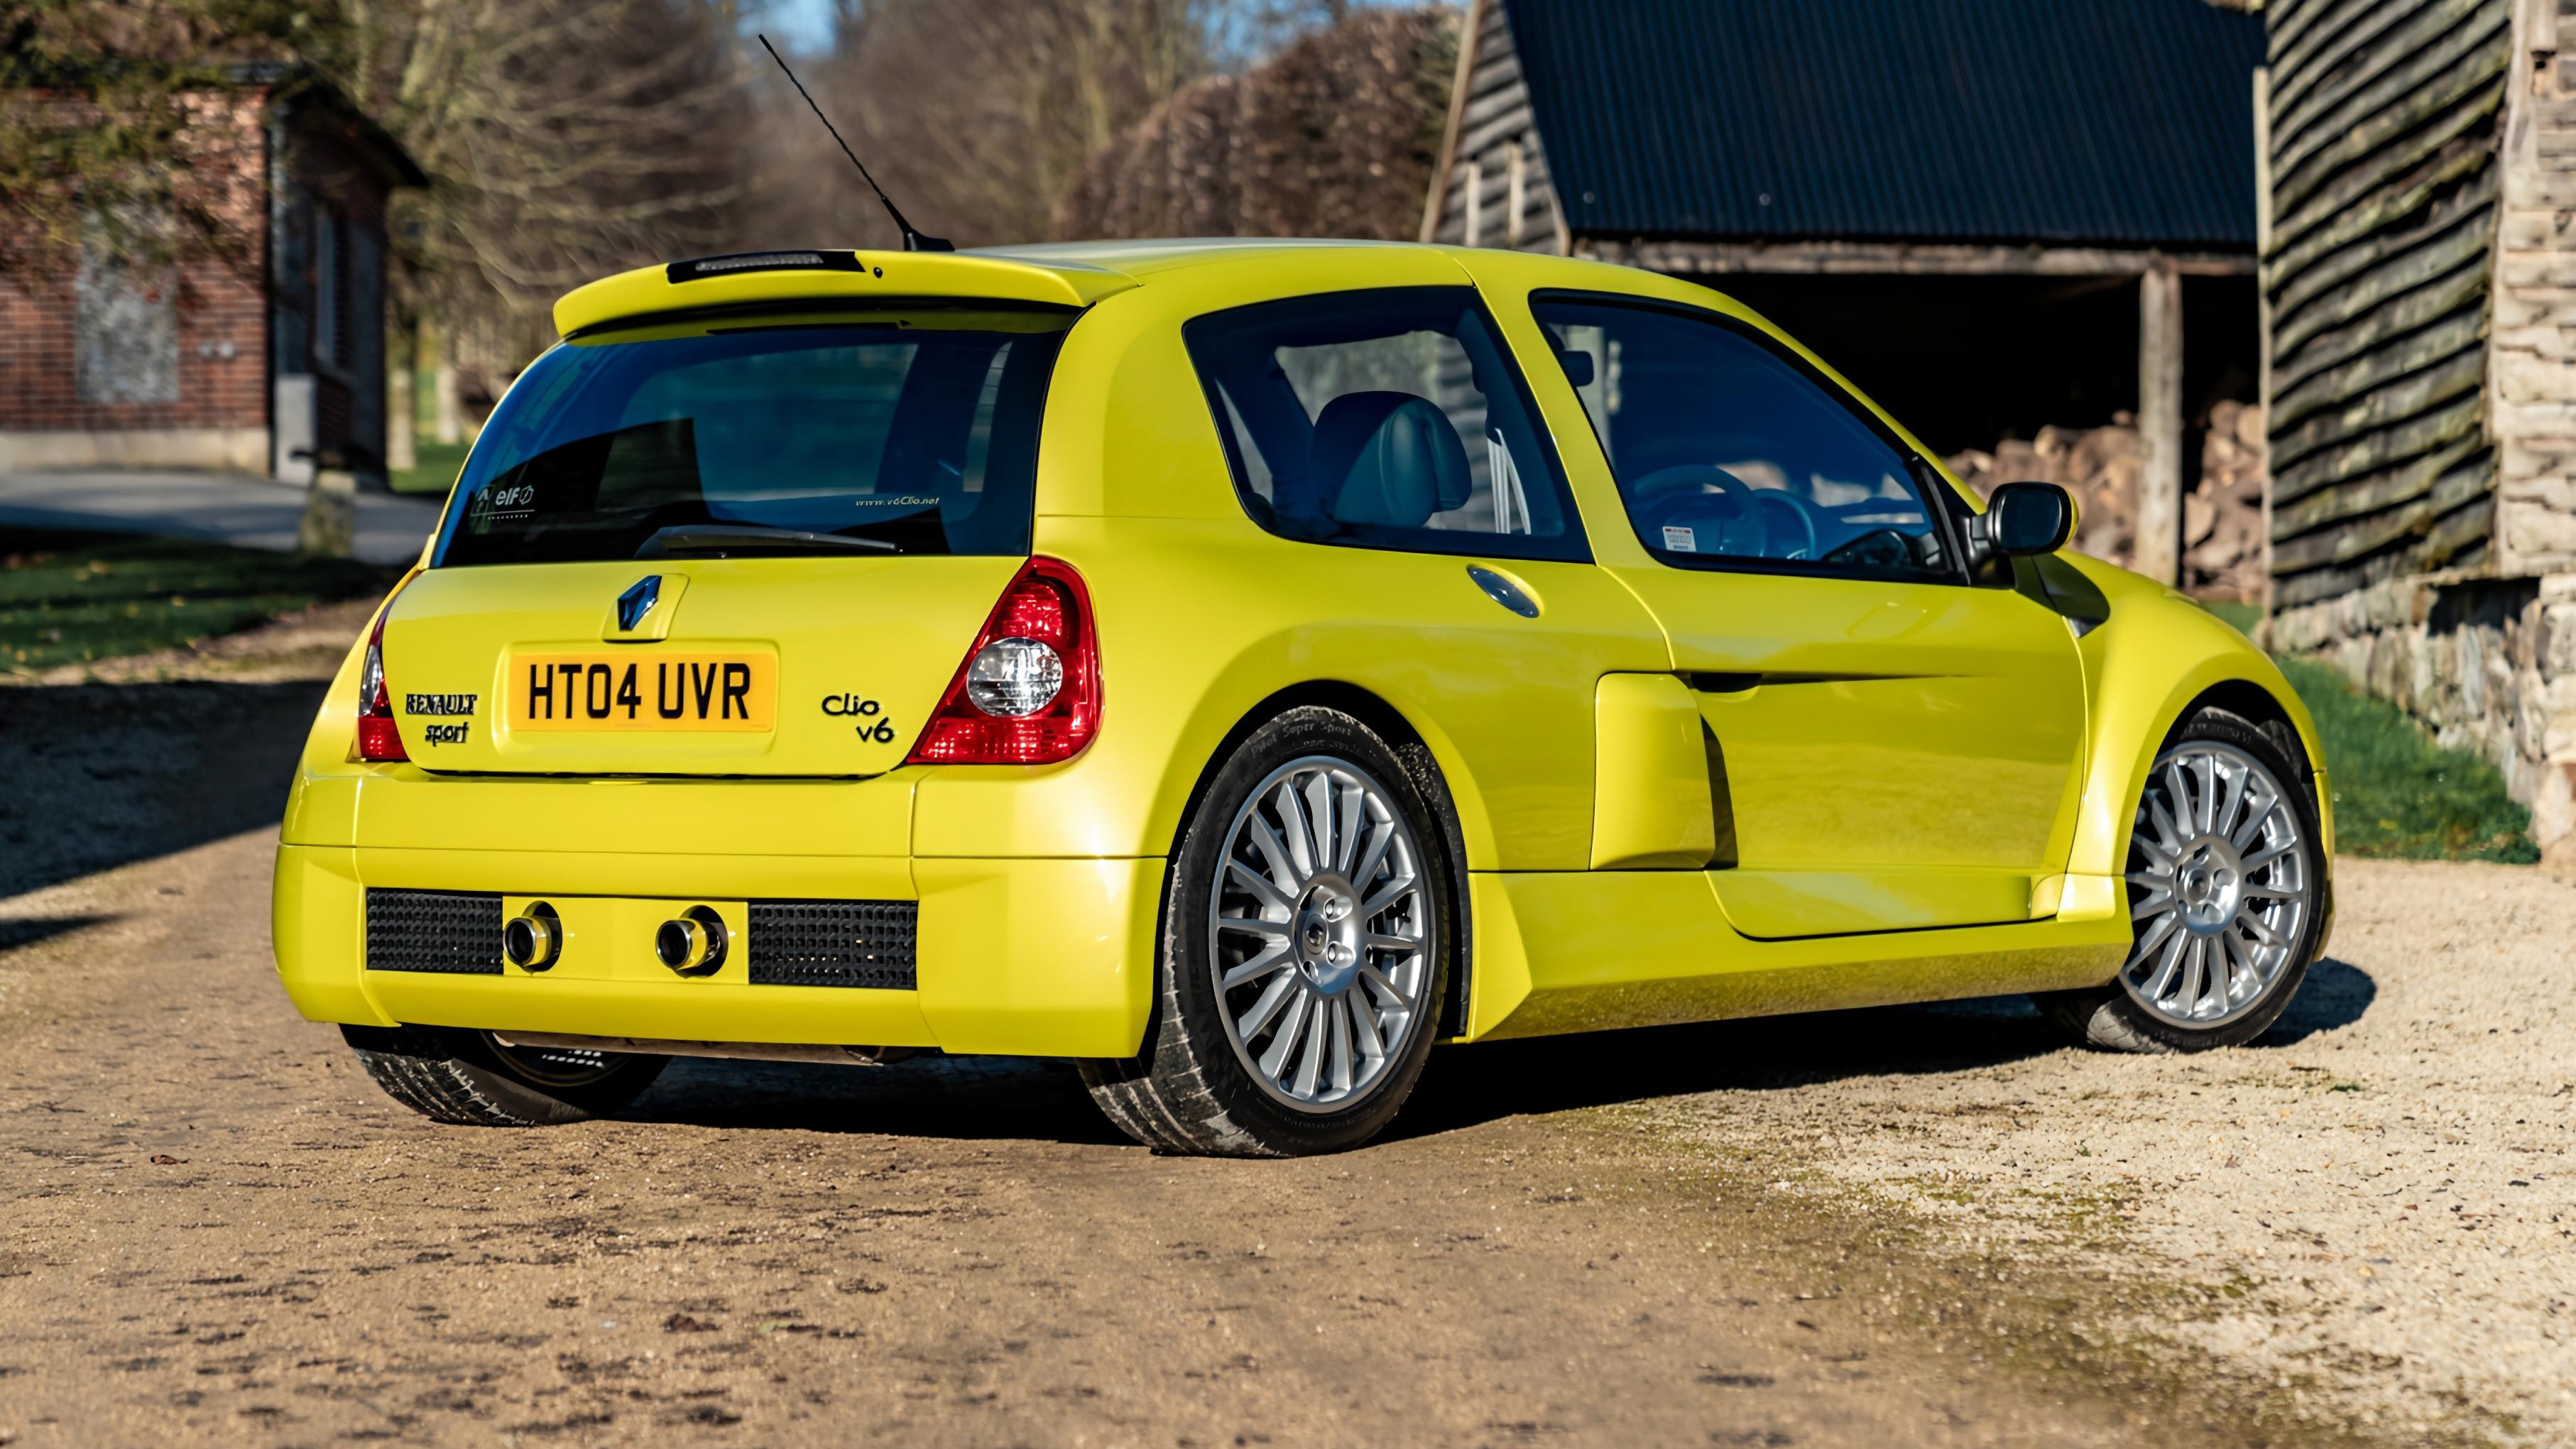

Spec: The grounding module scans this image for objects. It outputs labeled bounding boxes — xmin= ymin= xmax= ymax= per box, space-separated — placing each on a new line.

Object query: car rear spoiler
xmin=552 ymin=249 xmax=1139 ymax=339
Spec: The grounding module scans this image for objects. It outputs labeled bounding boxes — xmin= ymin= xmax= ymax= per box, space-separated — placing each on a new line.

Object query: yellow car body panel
xmin=272 ymin=239 xmax=2329 ymax=1063
xmin=1588 ymin=673 xmax=1718 ymax=870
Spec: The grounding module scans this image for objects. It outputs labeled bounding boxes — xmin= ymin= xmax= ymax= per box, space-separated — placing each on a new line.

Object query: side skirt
xmin=1461 ymin=871 xmax=2127 ymax=1041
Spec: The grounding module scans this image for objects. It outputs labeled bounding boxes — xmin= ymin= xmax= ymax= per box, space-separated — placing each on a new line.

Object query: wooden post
xmin=2136 ymin=258 xmax=2185 ymax=586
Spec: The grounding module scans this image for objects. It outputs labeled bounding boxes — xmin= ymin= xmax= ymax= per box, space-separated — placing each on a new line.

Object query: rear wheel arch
xmin=1165 ymin=681 xmax=1475 ymax=1042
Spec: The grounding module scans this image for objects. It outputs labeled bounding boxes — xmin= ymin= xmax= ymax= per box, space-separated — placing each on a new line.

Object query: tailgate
xmin=380 ymin=556 xmax=1018 ymax=776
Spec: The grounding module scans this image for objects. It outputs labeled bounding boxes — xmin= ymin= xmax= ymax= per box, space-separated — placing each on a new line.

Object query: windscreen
xmin=433 ymin=308 xmax=1071 ymax=567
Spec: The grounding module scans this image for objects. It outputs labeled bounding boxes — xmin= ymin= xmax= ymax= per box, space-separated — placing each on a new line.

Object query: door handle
xmin=1466 ymin=565 xmax=1539 ymax=618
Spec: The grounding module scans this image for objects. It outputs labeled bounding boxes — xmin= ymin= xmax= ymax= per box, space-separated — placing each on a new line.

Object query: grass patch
xmin=2273 ymin=655 xmax=2538 ymax=863
xmin=2201 ymin=599 xmax=2263 ymax=634
xmin=2195 ymin=598 xmax=2538 ymax=862
xmin=391 ymin=439 xmax=471 ymax=496
xmin=0 ymin=527 xmax=400 ymax=674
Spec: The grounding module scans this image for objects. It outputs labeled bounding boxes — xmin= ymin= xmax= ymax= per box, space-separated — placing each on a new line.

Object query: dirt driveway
xmin=1 ymin=616 xmax=2568 ymax=1447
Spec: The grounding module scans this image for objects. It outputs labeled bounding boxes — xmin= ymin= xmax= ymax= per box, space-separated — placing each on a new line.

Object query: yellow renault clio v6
xmin=273 ymin=239 xmax=2332 ymax=1157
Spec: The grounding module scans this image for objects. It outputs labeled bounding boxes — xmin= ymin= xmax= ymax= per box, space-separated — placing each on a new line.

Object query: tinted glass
xmin=433 ymin=309 xmax=1070 ymax=567
xmin=1532 ymin=297 xmax=1957 ymax=581
xmin=1184 ymin=287 xmax=1587 ymax=562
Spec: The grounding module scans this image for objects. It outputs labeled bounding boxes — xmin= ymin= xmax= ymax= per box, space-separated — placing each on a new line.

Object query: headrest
xmin=1311 ymin=392 xmax=1473 ymax=530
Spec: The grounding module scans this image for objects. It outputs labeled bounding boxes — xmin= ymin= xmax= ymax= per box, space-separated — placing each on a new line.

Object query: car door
xmin=1180 ymin=284 xmax=1671 ymax=870
xmin=1527 ymin=292 xmax=2089 ymax=937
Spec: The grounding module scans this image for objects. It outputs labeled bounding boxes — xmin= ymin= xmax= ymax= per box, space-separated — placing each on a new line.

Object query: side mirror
xmin=1557 ymin=350 xmax=1596 ymax=388
xmin=1983 ymin=481 xmax=2073 ymax=557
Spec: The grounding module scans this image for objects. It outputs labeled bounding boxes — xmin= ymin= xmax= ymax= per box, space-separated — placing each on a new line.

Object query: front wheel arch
xmin=2164 ymin=678 xmax=2314 ymax=785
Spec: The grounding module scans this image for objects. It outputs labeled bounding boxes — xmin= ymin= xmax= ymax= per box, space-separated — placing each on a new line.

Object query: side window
xmin=1184 ymin=287 xmax=1588 ymax=563
xmin=1531 ymin=295 xmax=1958 ymax=583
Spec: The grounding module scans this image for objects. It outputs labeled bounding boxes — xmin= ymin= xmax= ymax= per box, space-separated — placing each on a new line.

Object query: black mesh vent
xmin=366 ymin=889 xmax=503 ymax=975
xmin=748 ymin=900 xmax=917 ymax=989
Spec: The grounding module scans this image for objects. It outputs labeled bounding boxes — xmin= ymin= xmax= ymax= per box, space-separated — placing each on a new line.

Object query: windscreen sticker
xmin=1661 ymin=525 xmax=1698 ymax=552
xmin=471 ymin=483 xmax=539 ymax=522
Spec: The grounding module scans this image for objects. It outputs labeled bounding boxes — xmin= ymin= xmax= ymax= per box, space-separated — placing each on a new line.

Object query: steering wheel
xmin=1747 ymin=491 xmax=1821 ymax=563
xmin=1628 ymin=464 xmax=1767 ymax=557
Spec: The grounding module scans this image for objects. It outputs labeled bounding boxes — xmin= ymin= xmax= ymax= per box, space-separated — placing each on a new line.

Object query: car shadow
xmin=0 ymin=679 xmax=332 ymax=900
xmin=623 ymin=1053 xmax=1129 ymax=1146
xmin=2260 ymin=956 xmax=2376 ymax=1044
xmin=0 ymin=914 xmax=116 ymax=952
xmin=1391 ymin=997 xmax=2073 ymax=1142
xmin=614 ymin=962 xmax=2386 ymax=1150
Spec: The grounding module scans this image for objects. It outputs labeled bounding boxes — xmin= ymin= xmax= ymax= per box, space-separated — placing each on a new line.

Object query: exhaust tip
xmin=655 ymin=905 xmax=728 ymax=976
xmin=503 ymin=902 xmax=562 ymax=970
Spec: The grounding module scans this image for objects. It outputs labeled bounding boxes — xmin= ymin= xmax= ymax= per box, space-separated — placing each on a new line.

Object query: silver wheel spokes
xmin=1211 ymin=757 xmax=1429 ymax=1113
xmin=2121 ymin=741 xmax=2310 ymax=1027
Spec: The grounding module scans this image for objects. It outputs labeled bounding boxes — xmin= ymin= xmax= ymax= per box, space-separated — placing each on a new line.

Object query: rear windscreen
xmin=432 ymin=308 xmax=1071 ymax=566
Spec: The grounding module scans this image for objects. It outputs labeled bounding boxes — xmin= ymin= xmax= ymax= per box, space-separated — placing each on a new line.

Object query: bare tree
xmin=755 ymin=0 xmax=1219 ymax=249
xmin=1057 ymin=6 xmax=1456 ymax=242
xmin=351 ymin=0 xmax=760 ymax=387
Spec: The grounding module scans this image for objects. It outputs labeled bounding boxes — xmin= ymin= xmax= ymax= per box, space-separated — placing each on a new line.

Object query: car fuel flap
xmin=376 ymin=554 xmax=1025 ymax=776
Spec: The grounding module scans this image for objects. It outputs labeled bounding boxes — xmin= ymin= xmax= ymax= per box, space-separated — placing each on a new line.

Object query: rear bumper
xmin=272 ymin=843 xmax=1162 ymax=1058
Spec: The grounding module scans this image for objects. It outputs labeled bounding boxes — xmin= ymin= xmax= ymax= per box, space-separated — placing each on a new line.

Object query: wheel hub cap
xmin=2174 ymin=838 xmax=2243 ymax=931
xmin=1294 ymin=875 xmax=1362 ymax=993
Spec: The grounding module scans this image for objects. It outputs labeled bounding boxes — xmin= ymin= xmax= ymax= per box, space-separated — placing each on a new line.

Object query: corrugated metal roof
xmin=1502 ymin=0 xmax=2263 ymax=249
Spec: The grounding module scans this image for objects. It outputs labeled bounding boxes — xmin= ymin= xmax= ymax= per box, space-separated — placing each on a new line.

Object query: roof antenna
xmin=757 ymin=33 xmax=952 ymax=253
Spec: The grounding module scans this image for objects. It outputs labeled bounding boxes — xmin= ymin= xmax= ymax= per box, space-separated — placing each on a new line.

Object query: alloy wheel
xmin=2121 ymin=740 xmax=2313 ymax=1027
xmin=1208 ymin=755 xmax=1432 ymax=1113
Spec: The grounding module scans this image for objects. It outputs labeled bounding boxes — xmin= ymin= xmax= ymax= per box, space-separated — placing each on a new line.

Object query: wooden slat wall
xmin=2264 ymin=0 xmax=2512 ymax=608
xmin=1425 ymin=0 xmax=1563 ymax=253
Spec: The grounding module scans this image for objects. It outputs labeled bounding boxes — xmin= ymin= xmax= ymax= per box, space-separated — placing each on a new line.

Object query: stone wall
xmin=2270 ymin=574 xmax=2576 ymax=862
xmin=2490 ymin=0 xmax=2576 ymax=579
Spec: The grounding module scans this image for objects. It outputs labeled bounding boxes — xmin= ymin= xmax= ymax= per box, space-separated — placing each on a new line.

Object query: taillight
xmin=355 ymin=581 xmax=411 ymax=762
xmin=907 ymin=557 xmax=1101 ymax=765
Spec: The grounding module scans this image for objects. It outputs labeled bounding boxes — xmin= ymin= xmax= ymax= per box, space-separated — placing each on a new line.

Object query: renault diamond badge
xmin=616 ymin=576 xmax=662 ymax=632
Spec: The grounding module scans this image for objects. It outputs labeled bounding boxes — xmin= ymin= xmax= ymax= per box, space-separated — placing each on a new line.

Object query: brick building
xmin=0 ymin=70 xmax=424 ymax=483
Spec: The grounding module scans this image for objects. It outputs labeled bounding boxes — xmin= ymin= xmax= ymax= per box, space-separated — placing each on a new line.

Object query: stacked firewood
xmin=1943 ymin=400 xmax=2266 ymax=601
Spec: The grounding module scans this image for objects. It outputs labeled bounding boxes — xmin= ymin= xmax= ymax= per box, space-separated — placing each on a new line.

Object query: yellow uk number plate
xmin=514 ymin=653 xmax=776 ymax=732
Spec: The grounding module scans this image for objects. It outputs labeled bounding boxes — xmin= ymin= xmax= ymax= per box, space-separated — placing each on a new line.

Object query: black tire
xmin=342 ymin=1024 xmax=667 ymax=1126
xmin=2035 ymin=706 xmax=2328 ymax=1052
xmin=1081 ymin=706 xmax=1458 ymax=1157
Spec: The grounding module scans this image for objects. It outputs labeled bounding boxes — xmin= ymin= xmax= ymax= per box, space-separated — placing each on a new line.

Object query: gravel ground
xmin=2 ymin=611 xmax=2572 ymax=1445
xmin=1679 ymin=860 xmax=2576 ymax=1443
